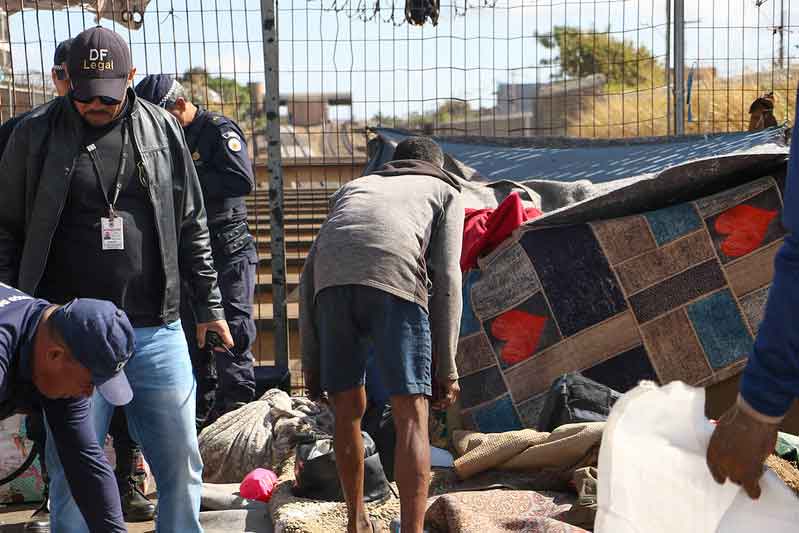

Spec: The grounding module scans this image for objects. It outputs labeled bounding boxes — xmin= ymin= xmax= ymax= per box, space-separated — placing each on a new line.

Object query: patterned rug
xmin=425 ymin=489 xmax=586 ymax=533
xmin=456 ymin=175 xmax=786 ymax=433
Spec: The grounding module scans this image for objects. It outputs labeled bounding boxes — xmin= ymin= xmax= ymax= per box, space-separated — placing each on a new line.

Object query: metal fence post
xmin=674 ymin=0 xmax=685 ymax=135
xmin=260 ymin=0 xmax=290 ymax=372
xmin=665 ymin=0 xmax=672 ymax=136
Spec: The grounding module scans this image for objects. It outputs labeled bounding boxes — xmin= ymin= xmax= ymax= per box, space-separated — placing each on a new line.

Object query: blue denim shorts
xmin=315 ymin=285 xmax=432 ymax=397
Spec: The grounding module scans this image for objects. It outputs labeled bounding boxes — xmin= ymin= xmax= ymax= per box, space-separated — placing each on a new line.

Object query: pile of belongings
xmin=199 ymin=389 xmax=334 ymax=484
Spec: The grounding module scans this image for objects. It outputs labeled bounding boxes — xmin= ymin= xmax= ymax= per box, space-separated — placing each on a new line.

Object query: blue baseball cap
xmin=135 ymin=74 xmax=179 ymax=107
xmin=50 ymin=299 xmax=135 ymax=406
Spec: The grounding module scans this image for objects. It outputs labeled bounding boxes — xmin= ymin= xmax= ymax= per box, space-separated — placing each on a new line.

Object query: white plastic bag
xmin=595 ymin=381 xmax=799 ymax=533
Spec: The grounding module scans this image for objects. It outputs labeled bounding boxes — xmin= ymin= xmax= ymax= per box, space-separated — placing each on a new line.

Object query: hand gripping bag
xmin=596 ymin=381 xmax=799 ymax=533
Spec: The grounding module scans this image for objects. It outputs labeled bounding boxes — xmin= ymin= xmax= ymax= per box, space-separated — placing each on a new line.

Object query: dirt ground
xmin=0 ymin=504 xmax=155 ymax=532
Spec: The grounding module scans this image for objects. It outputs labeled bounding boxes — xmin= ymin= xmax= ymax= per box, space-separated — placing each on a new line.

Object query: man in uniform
xmin=136 ymin=74 xmax=257 ymax=428
xmin=0 ymin=282 xmax=135 ymax=533
xmin=0 ymin=38 xmax=72 ymax=158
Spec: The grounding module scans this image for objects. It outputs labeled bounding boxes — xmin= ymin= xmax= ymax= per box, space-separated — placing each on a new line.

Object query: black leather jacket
xmin=0 ymin=90 xmax=224 ymax=324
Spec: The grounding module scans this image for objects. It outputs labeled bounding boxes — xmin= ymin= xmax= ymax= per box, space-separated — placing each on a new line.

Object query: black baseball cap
xmin=67 ymin=26 xmax=131 ymax=103
xmin=50 ymin=298 xmax=136 ymax=406
xmin=52 ymin=39 xmax=73 ymax=80
xmin=53 ymin=39 xmax=73 ymax=66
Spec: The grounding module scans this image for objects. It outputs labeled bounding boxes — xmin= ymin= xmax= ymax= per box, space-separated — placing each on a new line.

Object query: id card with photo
xmin=101 ymin=216 xmax=124 ymax=250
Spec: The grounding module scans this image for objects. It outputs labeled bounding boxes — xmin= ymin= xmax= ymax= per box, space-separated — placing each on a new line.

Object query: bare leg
xmin=390 ymin=394 xmax=430 ymax=533
xmin=331 ymin=387 xmax=372 ymax=533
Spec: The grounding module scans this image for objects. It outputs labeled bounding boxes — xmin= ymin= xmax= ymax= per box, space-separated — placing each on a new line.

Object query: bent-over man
xmin=300 ymin=137 xmax=464 ymax=533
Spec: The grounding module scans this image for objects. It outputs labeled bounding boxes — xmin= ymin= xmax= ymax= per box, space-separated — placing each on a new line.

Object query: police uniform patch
xmin=192 ymin=151 xmax=201 ymax=161
xmin=227 ymin=138 xmax=242 ymax=152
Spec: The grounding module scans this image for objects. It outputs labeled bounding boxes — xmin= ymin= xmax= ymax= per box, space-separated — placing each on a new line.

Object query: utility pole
xmin=674 ymin=0 xmax=685 ymax=135
xmin=666 ymin=0 xmax=671 ymax=135
xmin=779 ymin=0 xmax=785 ymax=70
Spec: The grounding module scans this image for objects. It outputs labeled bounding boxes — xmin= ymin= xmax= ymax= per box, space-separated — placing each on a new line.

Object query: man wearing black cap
xmin=0 ymin=281 xmax=135 ymax=532
xmin=0 ymin=25 xmax=232 ymax=533
xmin=0 ymin=38 xmax=72 ymax=157
xmin=136 ymin=74 xmax=257 ymax=429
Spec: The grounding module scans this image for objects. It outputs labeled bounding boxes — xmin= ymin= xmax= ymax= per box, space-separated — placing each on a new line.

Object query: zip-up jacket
xmin=0 ymin=89 xmax=224 ymax=324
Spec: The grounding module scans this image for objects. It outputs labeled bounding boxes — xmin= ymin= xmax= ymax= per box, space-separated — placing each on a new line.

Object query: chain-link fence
xmin=1 ymin=0 xmax=798 ymax=389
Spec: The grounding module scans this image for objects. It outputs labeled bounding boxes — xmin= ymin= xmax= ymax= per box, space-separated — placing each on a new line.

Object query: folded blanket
xmin=453 ymin=423 xmax=604 ymax=479
xmin=199 ymin=509 xmax=271 ymax=533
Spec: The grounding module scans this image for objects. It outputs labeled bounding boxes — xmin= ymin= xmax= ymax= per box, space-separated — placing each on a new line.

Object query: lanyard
xmin=86 ymin=119 xmax=130 ymax=219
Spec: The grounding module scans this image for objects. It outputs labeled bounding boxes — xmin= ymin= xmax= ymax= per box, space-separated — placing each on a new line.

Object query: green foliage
xmin=538 ymin=26 xmax=666 ymax=88
xmin=179 ymin=67 xmax=262 ymax=129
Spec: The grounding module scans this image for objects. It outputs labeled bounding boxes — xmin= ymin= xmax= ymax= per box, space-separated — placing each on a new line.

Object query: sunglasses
xmin=69 ymin=90 xmax=122 ymax=106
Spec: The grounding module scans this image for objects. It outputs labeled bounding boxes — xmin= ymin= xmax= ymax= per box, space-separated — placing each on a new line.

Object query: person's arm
xmin=738 ymin=233 xmax=799 ymax=420
xmin=41 ymin=397 xmax=126 ymax=533
xmin=0 ymin=122 xmax=28 ymax=285
xmin=169 ymin=119 xmax=225 ymax=325
xmin=428 ymin=191 xmax=465 ymax=383
xmin=706 ymin=90 xmax=799 ymax=499
xmin=299 ymin=242 xmax=321 ymax=398
xmin=198 ymin=126 xmax=254 ymax=201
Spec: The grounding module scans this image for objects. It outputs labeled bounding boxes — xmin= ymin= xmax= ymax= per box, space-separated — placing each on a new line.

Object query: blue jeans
xmin=45 ymin=321 xmax=204 ymax=533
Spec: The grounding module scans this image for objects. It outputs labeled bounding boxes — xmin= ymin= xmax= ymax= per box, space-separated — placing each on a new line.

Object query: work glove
xmin=706 ymin=396 xmax=780 ymax=499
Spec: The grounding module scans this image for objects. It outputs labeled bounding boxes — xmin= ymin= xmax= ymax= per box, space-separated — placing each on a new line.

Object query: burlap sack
xmin=503 ymin=422 xmax=604 ymax=471
xmin=453 ymin=423 xmax=604 ymax=479
xmin=199 ymin=389 xmax=333 ymax=484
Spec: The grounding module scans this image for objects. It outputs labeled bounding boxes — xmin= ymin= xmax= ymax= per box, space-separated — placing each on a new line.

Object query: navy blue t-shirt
xmin=0 ymin=282 xmax=125 ymax=532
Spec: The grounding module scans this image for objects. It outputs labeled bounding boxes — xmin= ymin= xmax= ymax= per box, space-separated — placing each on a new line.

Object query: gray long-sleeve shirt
xmin=300 ymin=164 xmax=464 ymax=382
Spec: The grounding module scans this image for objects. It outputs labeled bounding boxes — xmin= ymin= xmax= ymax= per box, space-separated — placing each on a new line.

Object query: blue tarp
xmin=371 ymin=126 xmax=789 ymax=184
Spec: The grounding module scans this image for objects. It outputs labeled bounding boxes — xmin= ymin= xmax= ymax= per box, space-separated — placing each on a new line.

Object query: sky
xmin=5 ymin=0 xmax=798 ymax=120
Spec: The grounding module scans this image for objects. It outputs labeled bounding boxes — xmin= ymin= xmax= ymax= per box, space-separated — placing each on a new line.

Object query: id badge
xmin=101 ymin=216 xmax=124 ymax=250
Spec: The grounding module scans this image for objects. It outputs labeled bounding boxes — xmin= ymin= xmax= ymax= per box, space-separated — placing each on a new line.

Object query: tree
xmin=179 ymin=67 xmax=256 ymax=127
xmin=538 ymin=26 xmax=665 ymax=88
xmin=436 ymin=99 xmax=469 ymax=117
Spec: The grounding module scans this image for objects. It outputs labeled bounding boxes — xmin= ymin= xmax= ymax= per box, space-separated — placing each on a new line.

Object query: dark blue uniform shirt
xmin=0 ymin=282 xmax=125 ymax=532
xmin=184 ymin=108 xmax=254 ymax=230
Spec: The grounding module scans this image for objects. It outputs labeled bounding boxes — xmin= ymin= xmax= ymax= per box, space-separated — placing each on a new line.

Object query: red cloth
xmin=461 ymin=192 xmax=542 ymax=271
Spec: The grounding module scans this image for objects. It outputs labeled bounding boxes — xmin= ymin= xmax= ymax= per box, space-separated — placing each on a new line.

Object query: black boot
xmin=24 ymin=489 xmax=49 ymax=532
xmin=116 ymin=447 xmax=155 ymax=522
xmin=110 ymin=410 xmax=156 ymax=522
xmin=119 ymin=477 xmax=156 ymax=522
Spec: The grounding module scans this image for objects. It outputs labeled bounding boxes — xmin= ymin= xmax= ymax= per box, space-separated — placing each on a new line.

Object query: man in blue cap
xmin=135 ymin=73 xmax=257 ymax=429
xmin=0 ymin=281 xmax=135 ymax=532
